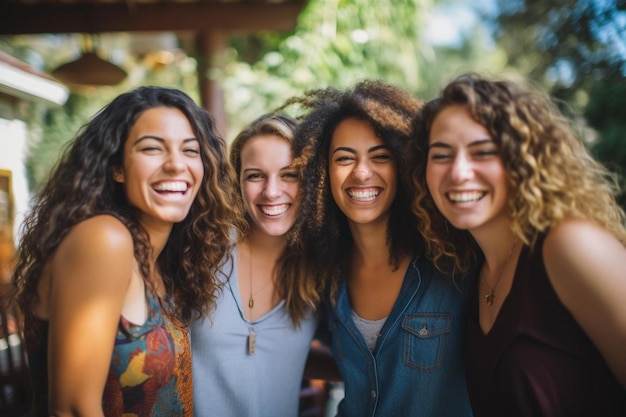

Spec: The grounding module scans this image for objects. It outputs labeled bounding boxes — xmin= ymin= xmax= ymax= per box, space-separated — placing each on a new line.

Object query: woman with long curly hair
xmin=411 ymin=73 xmax=626 ymax=416
xmin=191 ymin=113 xmax=323 ymax=417
xmin=285 ymin=80 xmax=472 ymax=416
xmin=11 ymin=86 xmax=241 ymax=416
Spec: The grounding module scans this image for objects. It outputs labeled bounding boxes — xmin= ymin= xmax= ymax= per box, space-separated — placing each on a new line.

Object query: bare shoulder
xmin=543 ymin=218 xmax=626 ymax=308
xmin=61 ymin=215 xmax=133 ymax=254
xmin=543 ymin=218 xmax=624 ymax=263
xmin=53 ymin=214 xmax=134 ymax=273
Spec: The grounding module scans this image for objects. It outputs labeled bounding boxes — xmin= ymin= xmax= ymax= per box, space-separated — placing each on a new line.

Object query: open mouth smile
xmin=446 ymin=191 xmax=485 ymax=203
xmin=347 ymin=188 xmax=380 ymax=202
xmin=152 ymin=181 xmax=189 ymax=193
xmin=260 ymin=204 xmax=289 ymax=216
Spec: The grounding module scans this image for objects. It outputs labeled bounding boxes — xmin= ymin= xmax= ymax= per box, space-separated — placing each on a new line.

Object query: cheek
xmin=286 ymin=182 xmax=300 ymax=199
xmin=425 ymin=166 xmax=438 ymax=195
xmin=241 ymin=183 xmax=257 ymax=208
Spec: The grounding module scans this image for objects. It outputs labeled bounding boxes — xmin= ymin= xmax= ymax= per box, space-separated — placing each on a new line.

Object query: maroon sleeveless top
xmin=465 ymin=234 xmax=626 ymax=417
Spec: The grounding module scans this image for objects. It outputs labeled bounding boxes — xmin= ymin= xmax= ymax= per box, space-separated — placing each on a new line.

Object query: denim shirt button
xmin=371 ymin=390 xmax=376 ymax=398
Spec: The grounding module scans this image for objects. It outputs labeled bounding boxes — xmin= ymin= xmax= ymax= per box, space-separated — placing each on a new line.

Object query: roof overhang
xmin=0 ymin=1 xmax=307 ymax=35
xmin=0 ymin=52 xmax=69 ymax=106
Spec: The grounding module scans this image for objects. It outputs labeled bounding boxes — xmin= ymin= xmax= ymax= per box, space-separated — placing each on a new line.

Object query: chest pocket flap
xmin=401 ymin=314 xmax=452 ymax=371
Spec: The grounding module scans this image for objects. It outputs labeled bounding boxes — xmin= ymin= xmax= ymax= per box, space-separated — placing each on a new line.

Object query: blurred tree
xmin=585 ymin=78 xmax=626 ymax=208
xmin=487 ymin=0 xmax=625 ymax=107
xmin=220 ymin=0 xmax=504 ymax=137
xmin=486 ymin=0 xmax=626 ymax=210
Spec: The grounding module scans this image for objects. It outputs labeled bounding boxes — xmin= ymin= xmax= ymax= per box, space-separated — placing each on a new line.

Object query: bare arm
xmin=47 ymin=215 xmax=135 ymax=416
xmin=543 ymin=219 xmax=626 ymax=388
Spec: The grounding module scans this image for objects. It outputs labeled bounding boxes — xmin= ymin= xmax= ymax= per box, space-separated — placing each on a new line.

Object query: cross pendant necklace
xmin=483 ymin=238 xmax=519 ymax=306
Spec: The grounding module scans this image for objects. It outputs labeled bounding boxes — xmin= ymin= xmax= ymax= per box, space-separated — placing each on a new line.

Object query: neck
xmin=348 ymin=218 xmax=392 ymax=267
xmin=244 ymin=227 xmax=288 ymax=261
xmin=472 ymin=224 xmax=519 ymax=274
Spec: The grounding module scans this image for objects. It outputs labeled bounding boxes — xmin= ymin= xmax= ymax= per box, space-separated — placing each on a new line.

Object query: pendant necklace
xmin=246 ymin=243 xmax=273 ymax=355
xmin=483 ymin=238 xmax=519 ymax=306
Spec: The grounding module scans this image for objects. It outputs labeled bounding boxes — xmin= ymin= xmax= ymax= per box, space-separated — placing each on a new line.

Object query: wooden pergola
xmin=0 ymin=0 xmax=308 ymax=135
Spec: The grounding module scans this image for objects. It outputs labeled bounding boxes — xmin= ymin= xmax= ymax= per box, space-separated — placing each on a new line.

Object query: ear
xmin=112 ymin=166 xmax=125 ymax=183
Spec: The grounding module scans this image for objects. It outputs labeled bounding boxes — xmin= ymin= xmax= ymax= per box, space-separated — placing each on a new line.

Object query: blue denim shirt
xmin=329 ymin=256 xmax=473 ymax=417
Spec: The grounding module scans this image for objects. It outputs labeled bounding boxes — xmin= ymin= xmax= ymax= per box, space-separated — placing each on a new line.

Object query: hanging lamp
xmin=52 ymin=34 xmax=127 ymax=86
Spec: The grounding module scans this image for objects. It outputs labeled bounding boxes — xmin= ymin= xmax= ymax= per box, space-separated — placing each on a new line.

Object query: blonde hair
xmin=410 ymin=73 xmax=626 ymax=274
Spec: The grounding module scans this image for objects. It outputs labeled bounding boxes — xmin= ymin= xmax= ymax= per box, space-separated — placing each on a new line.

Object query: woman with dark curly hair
xmin=191 ymin=113 xmax=323 ymax=417
xmin=285 ymin=80 xmax=472 ymax=416
xmin=11 ymin=86 xmax=240 ymax=416
xmin=411 ymin=73 xmax=626 ymax=416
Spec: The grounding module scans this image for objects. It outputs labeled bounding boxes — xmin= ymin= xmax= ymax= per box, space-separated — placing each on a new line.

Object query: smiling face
xmin=425 ymin=104 xmax=509 ymax=235
xmin=114 ymin=106 xmax=203 ymax=231
xmin=329 ymin=117 xmax=397 ymax=227
xmin=239 ymin=134 xmax=299 ymax=237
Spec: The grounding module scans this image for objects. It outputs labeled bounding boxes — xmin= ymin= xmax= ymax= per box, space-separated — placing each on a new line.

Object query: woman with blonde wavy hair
xmin=410 ymin=73 xmax=626 ymax=416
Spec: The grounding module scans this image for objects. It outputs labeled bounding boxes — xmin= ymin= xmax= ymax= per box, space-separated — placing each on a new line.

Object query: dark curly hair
xmin=11 ymin=86 xmax=243 ymax=328
xmin=230 ymin=113 xmax=320 ymax=325
xmin=410 ymin=73 xmax=626 ymax=275
xmin=281 ymin=80 xmax=424 ymax=302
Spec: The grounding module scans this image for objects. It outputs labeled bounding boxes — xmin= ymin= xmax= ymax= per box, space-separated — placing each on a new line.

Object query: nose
xmin=263 ymin=176 xmax=282 ymax=199
xmin=450 ymin=153 xmax=474 ymax=182
xmin=352 ymin=160 xmax=372 ymax=182
xmin=163 ymin=150 xmax=186 ymax=173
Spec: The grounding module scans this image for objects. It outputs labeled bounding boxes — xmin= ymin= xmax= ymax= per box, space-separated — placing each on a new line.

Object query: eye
xmin=282 ymin=171 xmax=299 ymax=180
xmin=140 ymin=145 xmax=162 ymax=153
xmin=244 ymin=172 xmax=264 ymax=181
xmin=473 ymin=148 xmax=499 ymax=158
xmin=184 ymin=147 xmax=200 ymax=155
xmin=372 ymin=153 xmax=393 ymax=162
xmin=333 ymin=154 xmax=354 ymax=164
xmin=428 ymin=150 xmax=452 ymax=162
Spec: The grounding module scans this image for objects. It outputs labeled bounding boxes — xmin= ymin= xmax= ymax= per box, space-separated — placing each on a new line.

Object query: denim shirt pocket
xmin=401 ymin=313 xmax=452 ymax=371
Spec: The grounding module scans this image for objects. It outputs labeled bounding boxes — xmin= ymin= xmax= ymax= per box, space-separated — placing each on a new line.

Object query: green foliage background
xmin=0 ymin=0 xmax=624 ymax=208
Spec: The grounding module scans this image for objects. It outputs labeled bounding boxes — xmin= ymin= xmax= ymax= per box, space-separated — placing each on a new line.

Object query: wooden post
xmin=195 ymin=31 xmax=228 ymax=139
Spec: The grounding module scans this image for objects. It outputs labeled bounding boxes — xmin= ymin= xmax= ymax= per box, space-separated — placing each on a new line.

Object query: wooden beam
xmin=0 ymin=2 xmax=307 ymax=35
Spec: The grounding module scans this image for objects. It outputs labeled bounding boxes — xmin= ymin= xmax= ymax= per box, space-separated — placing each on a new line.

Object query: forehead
xmin=429 ymin=105 xmax=490 ymax=144
xmin=127 ymin=107 xmax=194 ymax=139
xmin=331 ymin=117 xmax=383 ymax=147
xmin=240 ymin=134 xmax=292 ymax=163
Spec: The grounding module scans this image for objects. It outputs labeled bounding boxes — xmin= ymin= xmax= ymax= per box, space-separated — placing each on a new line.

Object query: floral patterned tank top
xmin=25 ymin=291 xmax=193 ymax=417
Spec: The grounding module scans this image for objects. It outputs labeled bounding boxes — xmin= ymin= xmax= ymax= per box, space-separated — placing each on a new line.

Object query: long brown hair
xmin=12 ymin=86 xmax=243 ymax=328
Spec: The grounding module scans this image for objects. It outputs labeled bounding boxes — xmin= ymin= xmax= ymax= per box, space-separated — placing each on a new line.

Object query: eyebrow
xmin=428 ymin=138 xmax=493 ymax=150
xmin=242 ymin=165 xmax=294 ymax=173
xmin=132 ymin=136 xmax=198 ymax=146
xmin=332 ymin=144 xmax=388 ymax=154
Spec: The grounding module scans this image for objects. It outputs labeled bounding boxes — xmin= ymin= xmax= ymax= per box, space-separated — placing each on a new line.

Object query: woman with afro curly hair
xmin=411 ymin=73 xmax=626 ymax=416
xmin=284 ymin=80 xmax=472 ymax=417
xmin=11 ymin=86 xmax=241 ymax=416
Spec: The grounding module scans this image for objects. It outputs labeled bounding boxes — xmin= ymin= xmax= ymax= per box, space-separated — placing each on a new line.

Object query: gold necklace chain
xmin=246 ymin=242 xmax=273 ymax=355
xmin=483 ymin=238 xmax=519 ymax=306
xmin=247 ymin=244 xmax=273 ymax=311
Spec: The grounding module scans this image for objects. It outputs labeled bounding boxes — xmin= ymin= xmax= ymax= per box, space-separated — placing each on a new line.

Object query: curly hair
xmin=281 ymin=80 xmax=424 ymax=302
xmin=230 ymin=113 xmax=319 ymax=325
xmin=11 ymin=86 xmax=242 ymax=328
xmin=410 ymin=73 xmax=626 ymax=274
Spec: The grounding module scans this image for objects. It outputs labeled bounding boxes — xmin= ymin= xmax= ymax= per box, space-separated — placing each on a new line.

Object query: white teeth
xmin=348 ymin=189 xmax=379 ymax=201
xmin=261 ymin=204 xmax=288 ymax=216
xmin=153 ymin=181 xmax=187 ymax=192
xmin=447 ymin=191 xmax=484 ymax=203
